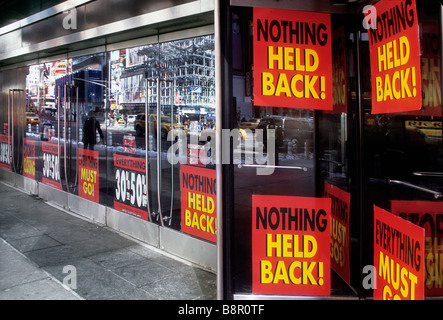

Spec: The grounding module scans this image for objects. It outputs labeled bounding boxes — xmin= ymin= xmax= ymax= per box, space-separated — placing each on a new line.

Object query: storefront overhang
xmin=230 ymin=0 xmax=360 ymax=13
xmin=0 ymin=0 xmax=214 ymax=69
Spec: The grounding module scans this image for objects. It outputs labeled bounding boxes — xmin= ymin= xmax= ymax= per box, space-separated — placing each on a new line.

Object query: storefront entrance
xmin=0 ymin=31 xmax=217 ymax=271
xmin=220 ymin=0 xmax=443 ymax=300
xmin=0 ymin=0 xmax=442 ymax=301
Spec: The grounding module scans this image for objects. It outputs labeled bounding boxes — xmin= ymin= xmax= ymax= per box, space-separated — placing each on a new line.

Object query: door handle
xmin=388 ymin=179 xmax=443 ymax=199
xmin=156 ymin=78 xmax=165 ymax=227
xmin=413 ymin=172 xmax=443 ymax=177
xmin=144 ymin=78 xmax=152 ymax=218
xmin=63 ymin=84 xmax=70 ymax=193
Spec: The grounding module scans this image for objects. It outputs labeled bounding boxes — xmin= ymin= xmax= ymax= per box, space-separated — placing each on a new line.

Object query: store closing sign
xmin=391 ymin=200 xmax=443 ymax=296
xmin=42 ymin=141 xmax=61 ymax=190
xmin=114 ymin=154 xmax=148 ymax=220
xmin=324 ymin=183 xmax=351 ymax=284
xmin=374 ymin=206 xmax=425 ymax=300
xmin=368 ymin=0 xmax=421 ymax=114
xmin=78 ymin=148 xmax=99 ymax=203
xmin=23 ymin=138 xmax=35 ymax=180
xmin=252 ymin=195 xmax=331 ymax=296
xmin=181 ymin=165 xmax=216 ymax=243
xmin=0 ymin=134 xmax=11 ymax=171
xmin=253 ymin=8 xmax=333 ymax=110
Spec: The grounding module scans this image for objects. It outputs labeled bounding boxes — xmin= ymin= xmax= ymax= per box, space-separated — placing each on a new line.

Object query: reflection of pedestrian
xmin=83 ymin=116 xmax=104 ymax=150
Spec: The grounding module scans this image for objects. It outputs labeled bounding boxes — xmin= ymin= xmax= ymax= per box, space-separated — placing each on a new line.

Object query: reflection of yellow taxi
xmin=26 ymin=112 xmax=39 ymax=125
xmin=239 ymin=128 xmax=247 ymax=140
xmin=134 ymin=113 xmax=187 ymax=138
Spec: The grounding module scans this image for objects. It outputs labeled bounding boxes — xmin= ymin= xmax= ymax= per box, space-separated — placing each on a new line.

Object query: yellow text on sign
xmin=184 ymin=210 xmax=216 ymax=234
xmin=267 ymin=46 xmax=319 ymax=72
xmin=187 ymin=192 xmax=215 ymax=214
xmin=375 ymin=67 xmax=417 ymax=102
xmin=379 ymin=251 xmax=419 ymax=300
xmin=262 ymin=73 xmax=326 ymax=99
xmin=377 ymin=36 xmax=410 ymax=72
xmin=266 ymin=234 xmax=317 ymax=258
xmin=24 ymin=158 xmax=35 ymax=176
xmin=260 ymin=260 xmax=324 ymax=286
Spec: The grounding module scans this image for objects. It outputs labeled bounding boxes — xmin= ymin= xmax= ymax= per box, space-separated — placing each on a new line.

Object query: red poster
xmin=114 ymin=154 xmax=148 ymax=220
xmin=252 ymin=195 xmax=331 ymax=296
xmin=0 ymin=134 xmax=11 ymax=171
xmin=42 ymin=141 xmax=61 ymax=190
xmin=180 ymin=165 xmax=216 ymax=243
xmin=253 ymin=8 xmax=332 ymax=110
xmin=368 ymin=0 xmax=421 ymax=114
xmin=78 ymin=148 xmax=99 ymax=203
xmin=187 ymin=144 xmax=206 ymax=167
xmin=23 ymin=138 xmax=35 ymax=179
xmin=331 ymin=26 xmax=348 ymax=113
xmin=419 ymin=22 xmax=441 ymax=116
xmin=373 ymin=206 xmax=425 ymax=300
xmin=324 ymin=183 xmax=351 ymax=284
xmin=122 ymin=135 xmax=136 ymax=154
xmin=391 ymin=200 xmax=443 ymax=296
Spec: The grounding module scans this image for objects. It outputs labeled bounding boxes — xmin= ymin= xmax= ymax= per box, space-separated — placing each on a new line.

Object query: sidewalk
xmin=0 ymin=182 xmax=216 ymax=300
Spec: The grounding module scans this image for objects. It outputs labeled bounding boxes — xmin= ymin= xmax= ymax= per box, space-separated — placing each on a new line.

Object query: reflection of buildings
xmin=26 ymin=61 xmax=70 ymax=111
xmin=115 ymin=36 xmax=215 ymax=122
xmin=54 ymin=55 xmax=106 ymax=116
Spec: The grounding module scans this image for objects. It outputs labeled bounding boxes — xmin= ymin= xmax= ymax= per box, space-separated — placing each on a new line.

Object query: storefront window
xmin=106 ymin=35 xmax=216 ymax=236
xmin=24 ymin=55 xmax=108 ymax=204
xmin=2 ymin=0 xmax=442 ymax=300
xmin=363 ymin=1 xmax=443 ymax=298
xmin=229 ymin=6 xmax=357 ymax=298
xmin=20 ymin=34 xmax=216 ymax=242
xmin=228 ymin=0 xmax=442 ymax=300
xmin=26 ymin=59 xmax=69 ymax=189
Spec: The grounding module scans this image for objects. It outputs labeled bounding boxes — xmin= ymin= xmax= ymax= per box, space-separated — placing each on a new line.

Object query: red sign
xmin=180 ymin=165 xmax=216 ymax=243
xmin=114 ymin=154 xmax=148 ymax=220
xmin=324 ymin=183 xmax=351 ymax=284
xmin=253 ymin=8 xmax=332 ymax=110
xmin=78 ymin=148 xmax=99 ymax=203
xmin=187 ymin=144 xmax=206 ymax=167
xmin=0 ymin=134 xmax=11 ymax=171
xmin=123 ymin=135 xmax=136 ymax=154
xmin=252 ymin=195 xmax=331 ymax=296
xmin=23 ymin=138 xmax=35 ymax=179
xmin=368 ymin=0 xmax=421 ymax=114
xmin=42 ymin=142 xmax=61 ymax=190
xmin=373 ymin=206 xmax=425 ymax=300
xmin=419 ymin=22 xmax=441 ymax=116
xmin=331 ymin=26 xmax=347 ymax=113
xmin=391 ymin=200 xmax=443 ymax=296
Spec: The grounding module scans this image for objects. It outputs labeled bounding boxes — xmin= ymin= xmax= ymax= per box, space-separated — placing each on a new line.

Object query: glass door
xmin=156 ymin=37 xmax=217 ymax=242
xmin=226 ymin=0 xmax=443 ymax=300
xmin=54 ymin=55 xmax=107 ymax=203
xmin=361 ymin=0 xmax=443 ymax=299
xmin=110 ymin=36 xmax=216 ymax=240
xmin=145 ymin=77 xmax=178 ymax=227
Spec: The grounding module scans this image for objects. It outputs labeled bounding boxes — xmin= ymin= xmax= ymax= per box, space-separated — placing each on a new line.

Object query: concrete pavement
xmin=0 ymin=182 xmax=216 ymax=300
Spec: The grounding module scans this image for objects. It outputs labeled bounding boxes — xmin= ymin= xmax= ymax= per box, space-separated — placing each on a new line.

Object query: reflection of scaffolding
xmin=119 ymin=35 xmax=215 ymax=113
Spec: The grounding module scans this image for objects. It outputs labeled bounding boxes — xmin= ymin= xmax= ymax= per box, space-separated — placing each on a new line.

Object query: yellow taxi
xmin=26 ymin=112 xmax=40 ymax=125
